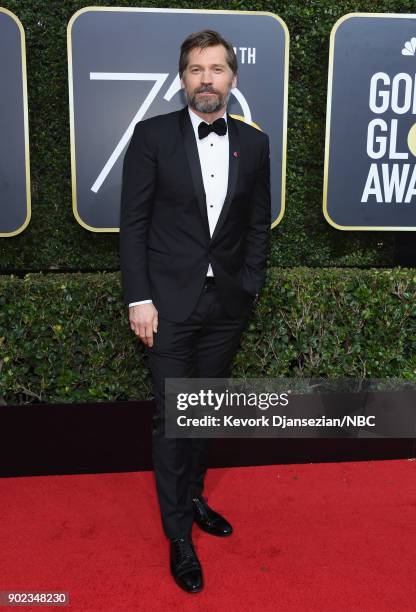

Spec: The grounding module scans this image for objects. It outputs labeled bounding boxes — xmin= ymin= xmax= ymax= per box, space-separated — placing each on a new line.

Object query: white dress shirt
xmin=129 ymin=106 xmax=229 ymax=307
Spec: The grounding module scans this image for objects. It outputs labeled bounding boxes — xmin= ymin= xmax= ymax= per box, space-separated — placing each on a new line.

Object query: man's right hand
xmin=129 ymin=303 xmax=158 ymax=347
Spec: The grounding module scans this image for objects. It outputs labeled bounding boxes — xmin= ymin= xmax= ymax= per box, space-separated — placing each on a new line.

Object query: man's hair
xmin=179 ymin=29 xmax=238 ymax=78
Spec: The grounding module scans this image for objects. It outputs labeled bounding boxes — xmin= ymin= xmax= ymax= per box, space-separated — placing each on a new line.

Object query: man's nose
xmin=200 ymin=72 xmax=212 ymax=83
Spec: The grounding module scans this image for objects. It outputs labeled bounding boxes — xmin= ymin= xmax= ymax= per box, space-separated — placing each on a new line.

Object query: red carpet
xmin=0 ymin=460 xmax=415 ymax=611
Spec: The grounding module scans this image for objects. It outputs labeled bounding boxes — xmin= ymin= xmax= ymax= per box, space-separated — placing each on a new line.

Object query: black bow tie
xmin=198 ymin=117 xmax=227 ymax=139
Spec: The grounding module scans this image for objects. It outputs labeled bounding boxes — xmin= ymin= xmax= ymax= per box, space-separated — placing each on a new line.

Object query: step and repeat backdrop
xmin=3 ymin=8 xmax=416 ymax=237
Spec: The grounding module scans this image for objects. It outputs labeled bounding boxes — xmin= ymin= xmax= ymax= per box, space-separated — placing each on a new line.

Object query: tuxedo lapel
xmin=211 ymin=113 xmax=240 ymax=242
xmin=179 ymin=107 xmax=210 ymax=239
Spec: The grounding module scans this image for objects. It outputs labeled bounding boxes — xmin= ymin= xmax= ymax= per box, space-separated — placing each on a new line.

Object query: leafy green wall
xmin=2 ymin=269 xmax=415 ymax=404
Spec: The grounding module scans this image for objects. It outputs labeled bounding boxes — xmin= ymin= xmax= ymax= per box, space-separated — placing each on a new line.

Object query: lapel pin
xmin=233 ymin=151 xmax=239 ymax=158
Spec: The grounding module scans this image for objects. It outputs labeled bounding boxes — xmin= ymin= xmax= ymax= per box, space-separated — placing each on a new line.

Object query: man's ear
xmin=232 ymin=74 xmax=237 ymax=89
xmin=180 ymin=76 xmax=185 ymax=89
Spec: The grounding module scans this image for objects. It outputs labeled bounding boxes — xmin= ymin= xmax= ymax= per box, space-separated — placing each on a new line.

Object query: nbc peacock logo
xmin=402 ymin=38 xmax=416 ymax=56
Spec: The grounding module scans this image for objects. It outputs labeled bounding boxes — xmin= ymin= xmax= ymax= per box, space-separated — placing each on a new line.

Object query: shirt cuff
xmin=129 ymin=300 xmax=152 ymax=307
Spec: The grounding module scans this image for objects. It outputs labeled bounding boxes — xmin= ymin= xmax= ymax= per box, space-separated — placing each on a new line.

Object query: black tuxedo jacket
xmin=119 ymin=106 xmax=271 ymax=323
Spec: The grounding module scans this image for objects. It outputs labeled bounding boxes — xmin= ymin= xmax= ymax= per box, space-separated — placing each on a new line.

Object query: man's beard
xmin=187 ymin=85 xmax=232 ymax=114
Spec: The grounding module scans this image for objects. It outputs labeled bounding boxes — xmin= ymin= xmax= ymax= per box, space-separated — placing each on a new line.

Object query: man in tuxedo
xmin=119 ymin=29 xmax=271 ymax=593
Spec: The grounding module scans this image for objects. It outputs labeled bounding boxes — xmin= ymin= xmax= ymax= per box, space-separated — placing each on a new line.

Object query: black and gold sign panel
xmin=0 ymin=8 xmax=30 ymax=237
xmin=325 ymin=13 xmax=416 ymax=230
xmin=68 ymin=7 xmax=288 ymax=232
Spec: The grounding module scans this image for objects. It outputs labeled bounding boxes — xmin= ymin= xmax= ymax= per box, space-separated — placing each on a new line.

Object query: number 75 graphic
xmin=89 ymin=72 xmax=252 ymax=193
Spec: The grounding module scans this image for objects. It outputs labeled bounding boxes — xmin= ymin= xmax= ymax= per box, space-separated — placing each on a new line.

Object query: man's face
xmin=181 ymin=44 xmax=237 ymax=115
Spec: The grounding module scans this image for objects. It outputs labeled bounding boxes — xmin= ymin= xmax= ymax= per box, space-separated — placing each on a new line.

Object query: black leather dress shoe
xmin=192 ymin=496 xmax=233 ymax=537
xmin=170 ymin=537 xmax=203 ymax=593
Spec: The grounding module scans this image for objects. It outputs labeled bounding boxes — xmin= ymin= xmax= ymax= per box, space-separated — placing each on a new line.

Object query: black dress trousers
xmin=145 ymin=280 xmax=253 ymax=540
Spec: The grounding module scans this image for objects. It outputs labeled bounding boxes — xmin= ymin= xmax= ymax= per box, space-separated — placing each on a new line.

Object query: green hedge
xmin=4 ymin=0 xmax=415 ymax=271
xmin=1 ymin=268 xmax=416 ymax=405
